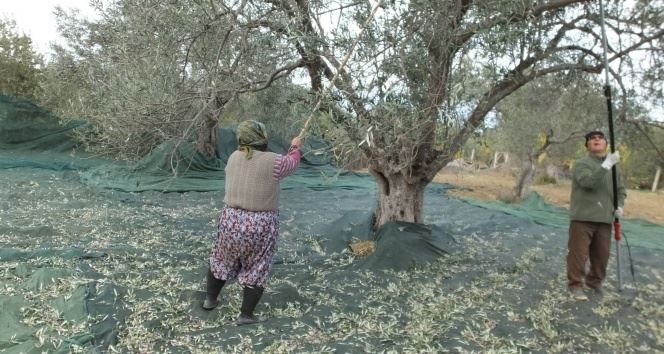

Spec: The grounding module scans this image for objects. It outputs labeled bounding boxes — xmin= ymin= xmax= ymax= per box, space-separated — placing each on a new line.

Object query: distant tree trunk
xmin=653 ymin=166 xmax=662 ymax=192
xmin=511 ymin=129 xmax=573 ymax=201
xmin=514 ymin=154 xmax=538 ymax=200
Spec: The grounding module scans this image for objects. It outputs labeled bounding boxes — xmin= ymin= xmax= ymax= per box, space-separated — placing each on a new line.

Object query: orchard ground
xmin=0 ymin=163 xmax=663 ymax=352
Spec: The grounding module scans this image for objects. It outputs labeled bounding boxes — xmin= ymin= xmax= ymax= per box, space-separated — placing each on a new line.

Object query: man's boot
xmin=203 ymin=269 xmax=225 ymax=310
xmin=236 ymin=285 xmax=264 ymax=325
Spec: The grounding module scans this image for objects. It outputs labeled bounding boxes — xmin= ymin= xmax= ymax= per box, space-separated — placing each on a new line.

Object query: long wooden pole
xmin=297 ymin=0 xmax=384 ymax=139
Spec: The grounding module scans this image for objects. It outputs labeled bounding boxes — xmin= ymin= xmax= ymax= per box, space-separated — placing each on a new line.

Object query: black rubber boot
xmin=236 ymin=285 xmax=264 ymax=325
xmin=202 ymin=269 xmax=225 ymax=310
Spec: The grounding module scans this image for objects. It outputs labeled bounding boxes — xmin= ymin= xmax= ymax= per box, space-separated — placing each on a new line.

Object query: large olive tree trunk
xmin=371 ymin=169 xmax=429 ymax=227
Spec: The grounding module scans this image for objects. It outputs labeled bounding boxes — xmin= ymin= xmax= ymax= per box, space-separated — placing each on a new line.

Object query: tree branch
xmin=430 ymin=60 xmax=602 ymax=173
xmin=628 ymin=121 xmax=664 ymax=164
xmin=233 ymin=59 xmax=306 ymax=93
xmin=454 ymin=0 xmax=590 ymax=46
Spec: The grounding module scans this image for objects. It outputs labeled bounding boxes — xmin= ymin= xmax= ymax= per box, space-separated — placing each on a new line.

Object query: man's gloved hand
xmin=601 ymin=151 xmax=620 ymax=170
xmin=614 ymin=207 xmax=624 ymax=218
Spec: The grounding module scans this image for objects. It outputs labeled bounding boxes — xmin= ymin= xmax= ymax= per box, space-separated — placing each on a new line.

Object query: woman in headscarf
xmin=203 ymin=120 xmax=301 ymax=325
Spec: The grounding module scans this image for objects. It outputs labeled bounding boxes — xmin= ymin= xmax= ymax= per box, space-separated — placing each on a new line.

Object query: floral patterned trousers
xmin=209 ymin=206 xmax=279 ymax=287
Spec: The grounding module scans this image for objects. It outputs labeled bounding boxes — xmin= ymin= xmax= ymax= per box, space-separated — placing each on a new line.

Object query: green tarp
xmin=1 ymin=94 xmax=663 ymax=352
xmin=465 ymin=192 xmax=664 ymax=250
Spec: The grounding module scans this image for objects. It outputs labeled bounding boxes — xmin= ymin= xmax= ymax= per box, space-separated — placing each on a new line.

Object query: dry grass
xmin=349 ymin=241 xmax=376 ymax=256
xmin=434 ymin=168 xmax=664 ymax=225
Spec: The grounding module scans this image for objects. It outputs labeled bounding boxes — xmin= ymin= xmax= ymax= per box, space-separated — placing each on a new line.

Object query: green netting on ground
xmin=2 ymin=172 xmax=663 ymax=353
xmin=0 ymin=94 xmax=100 ymax=171
xmin=0 ymin=94 xmax=86 ymax=152
xmin=314 ymin=210 xmax=458 ymax=270
xmin=1 ymin=96 xmax=664 ymax=352
xmin=463 ymin=192 xmax=664 ymax=250
xmin=0 ymin=268 xmax=96 ymax=354
xmin=79 ymin=137 xmax=374 ymax=193
xmin=0 ymin=94 xmax=373 ymax=191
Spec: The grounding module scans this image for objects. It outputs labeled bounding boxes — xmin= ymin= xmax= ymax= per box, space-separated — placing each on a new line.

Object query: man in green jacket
xmin=567 ymin=130 xmax=626 ymax=301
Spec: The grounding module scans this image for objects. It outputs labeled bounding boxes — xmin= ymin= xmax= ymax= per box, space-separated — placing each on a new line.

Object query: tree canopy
xmin=0 ymin=18 xmax=43 ymax=99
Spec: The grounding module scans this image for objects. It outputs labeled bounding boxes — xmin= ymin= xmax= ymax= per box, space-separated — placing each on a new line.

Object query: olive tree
xmin=44 ymin=0 xmax=306 ymax=159
xmin=262 ymin=0 xmax=664 ymax=227
xmin=493 ymin=76 xmax=607 ymax=200
xmin=0 ymin=18 xmax=43 ymax=99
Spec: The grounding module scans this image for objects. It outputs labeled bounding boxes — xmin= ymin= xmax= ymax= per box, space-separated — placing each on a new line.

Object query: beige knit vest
xmin=224 ymin=150 xmax=279 ymax=211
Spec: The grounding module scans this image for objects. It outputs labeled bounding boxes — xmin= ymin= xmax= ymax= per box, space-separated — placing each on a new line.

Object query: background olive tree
xmin=0 ymin=18 xmax=43 ymax=99
xmin=41 ymin=0 xmax=307 ymax=160
xmin=492 ymin=75 xmax=606 ymax=200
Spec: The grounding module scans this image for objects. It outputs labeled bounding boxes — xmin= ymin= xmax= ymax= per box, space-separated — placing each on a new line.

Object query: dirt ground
xmin=434 ymin=168 xmax=664 ymax=225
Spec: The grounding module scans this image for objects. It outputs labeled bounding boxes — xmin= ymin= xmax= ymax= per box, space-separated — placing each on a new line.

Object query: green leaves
xmin=0 ymin=19 xmax=44 ymax=99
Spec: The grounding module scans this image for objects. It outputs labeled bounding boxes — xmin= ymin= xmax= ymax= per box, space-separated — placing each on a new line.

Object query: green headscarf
xmin=236 ymin=120 xmax=268 ymax=159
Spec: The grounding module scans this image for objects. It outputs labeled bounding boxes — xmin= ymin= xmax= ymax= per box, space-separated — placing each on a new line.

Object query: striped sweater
xmin=224 ymin=146 xmax=300 ymax=211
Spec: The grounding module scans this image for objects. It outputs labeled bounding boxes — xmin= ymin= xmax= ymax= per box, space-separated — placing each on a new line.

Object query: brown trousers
xmin=567 ymin=220 xmax=612 ymax=290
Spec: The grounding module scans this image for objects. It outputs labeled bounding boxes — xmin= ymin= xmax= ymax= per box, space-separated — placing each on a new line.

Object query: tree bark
xmin=196 ymin=96 xmax=227 ymax=157
xmin=370 ymin=167 xmax=428 ymax=229
xmin=197 ymin=111 xmax=219 ymax=157
xmin=513 ymin=155 xmax=537 ymax=200
xmin=653 ymin=166 xmax=662 ymax=192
